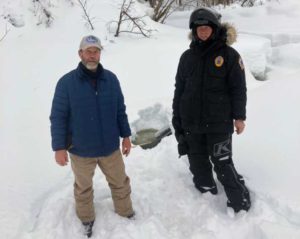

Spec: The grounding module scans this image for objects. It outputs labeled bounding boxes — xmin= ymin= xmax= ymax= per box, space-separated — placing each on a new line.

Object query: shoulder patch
xmin=215 ymin=56 xmax=224 ymax=68
xmin=239 ymin=57 xmax=245 ymax=70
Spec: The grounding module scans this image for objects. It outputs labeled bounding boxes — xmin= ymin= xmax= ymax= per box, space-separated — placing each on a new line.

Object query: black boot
xmin=82 ymin=220 xmax=94 ymax=238
xmin=213 ymin=161 xmax=251 ymax=212
xmin=227 ymin=197 xmax=251 ymax=213
xmin=126 ymin=211 xmax=135 ymax=219
xmin=196 ymin=184 xmax=218 ymax=195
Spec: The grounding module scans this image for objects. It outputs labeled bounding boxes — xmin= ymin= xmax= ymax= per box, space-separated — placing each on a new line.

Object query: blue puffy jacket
xmin=50 ymin=63 xmax=131 ymax=157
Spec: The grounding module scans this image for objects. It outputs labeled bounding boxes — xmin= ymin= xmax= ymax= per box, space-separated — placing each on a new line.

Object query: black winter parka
xmin=172 ymin=24 xmax=247 ymax=137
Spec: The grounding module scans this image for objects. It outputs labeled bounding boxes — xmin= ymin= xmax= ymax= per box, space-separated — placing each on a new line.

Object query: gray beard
xmin=82 ymin=61 xmax=98 ymax=71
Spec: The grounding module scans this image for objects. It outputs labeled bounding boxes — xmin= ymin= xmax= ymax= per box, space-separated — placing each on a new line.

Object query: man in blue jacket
xmin=50 ymin=35 xmax=134 ymax=237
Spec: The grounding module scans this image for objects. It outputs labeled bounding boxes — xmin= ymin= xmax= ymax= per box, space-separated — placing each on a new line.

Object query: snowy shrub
xmin=4 ymin=14 xmax=25 ymax=27
xmin=31 ymin=0 xmax=54 ymax=27
xmin=111 ymin=0 xmax=153 ymax=37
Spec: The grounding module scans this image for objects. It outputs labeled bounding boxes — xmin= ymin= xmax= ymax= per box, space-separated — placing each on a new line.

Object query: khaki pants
xmin=70 ymin=149 xmax=133 ymax=222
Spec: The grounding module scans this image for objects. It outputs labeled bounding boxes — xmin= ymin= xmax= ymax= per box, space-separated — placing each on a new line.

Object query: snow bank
xmin=235 ymin=70 xmax=300 ymax=202
xmin=131 ymin=104 xmax=171 ymax=135
xmin=271 ymin=43 xmax=300 ymax=71
xmin=221 ymin=1 xmax=300 ymax=46
xmin=234 ymin=33 xmax=271 ymax=80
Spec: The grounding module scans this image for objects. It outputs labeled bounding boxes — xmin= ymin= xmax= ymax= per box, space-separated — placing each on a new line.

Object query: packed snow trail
xmin=24 ymin=130 xmax=300 ymax=239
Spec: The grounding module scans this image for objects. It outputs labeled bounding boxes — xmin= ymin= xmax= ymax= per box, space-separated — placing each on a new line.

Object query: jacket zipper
xmin=200 ymin=58 xmax=207 ymax=127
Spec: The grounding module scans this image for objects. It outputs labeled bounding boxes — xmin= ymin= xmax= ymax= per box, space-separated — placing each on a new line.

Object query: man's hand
xmin=122 ymin=137 xmax=131 ymax=157
xmin=234 ymin=120 xmax=245 ymax=135
xmin=55 ymin=150 xmax=69 ymax=166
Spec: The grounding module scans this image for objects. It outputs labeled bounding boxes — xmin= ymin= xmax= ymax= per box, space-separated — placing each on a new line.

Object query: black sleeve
xmin=172 ymin=52 xmax=187 ymax=140
xmin=227 ymin=49 xmax=247 ymax=120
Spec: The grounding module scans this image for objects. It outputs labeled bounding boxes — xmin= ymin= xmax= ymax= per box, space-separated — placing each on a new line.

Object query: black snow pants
xmin=185 ymin=132 xmax=251 ymax=212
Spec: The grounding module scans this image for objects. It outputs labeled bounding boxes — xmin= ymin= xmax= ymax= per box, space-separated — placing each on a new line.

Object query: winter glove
xmin=177 ymin=134 xmax=188 ymax=157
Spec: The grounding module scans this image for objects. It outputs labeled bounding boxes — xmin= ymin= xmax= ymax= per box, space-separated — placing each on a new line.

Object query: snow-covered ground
xmin=1 ymin=0 xmax=300 ymax=238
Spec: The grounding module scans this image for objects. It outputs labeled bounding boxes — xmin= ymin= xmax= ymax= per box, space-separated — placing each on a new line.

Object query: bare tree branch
xmin=147 ymin=0 xmax=263 ymax=11
xmin=122 ymin=11 xmax=151 ymax=37
xmin=0 ymin=25 xmax=10 ymax=42
xmin=241 ymin=0 xmax=255 ymax=7
xmin=149 ymin=0 xmax=176 ymax=23
xmin=113 ymin=0 xmax=153 ymax=38
xmin=115 ymin=0 xmax=127 ymax=37
xmin=77 ymin=0 xmax=95 ymax=30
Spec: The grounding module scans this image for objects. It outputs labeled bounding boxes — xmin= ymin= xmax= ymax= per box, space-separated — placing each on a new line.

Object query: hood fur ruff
xmin=188 ymin=22 xmax=237 ymax=46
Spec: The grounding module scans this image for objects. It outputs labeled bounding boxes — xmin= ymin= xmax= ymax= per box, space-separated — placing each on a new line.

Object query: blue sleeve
xmin=49 ymin=77 xmax=70 ymax=151
xmin=115 ymin=77 xmax=131 ymax=138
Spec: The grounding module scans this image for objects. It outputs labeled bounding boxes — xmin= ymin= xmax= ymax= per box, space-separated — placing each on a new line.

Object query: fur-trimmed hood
xmin=188 ymin=22 xmax=237 ymax=46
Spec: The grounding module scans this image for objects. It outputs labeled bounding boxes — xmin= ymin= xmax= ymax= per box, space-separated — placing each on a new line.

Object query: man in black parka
xmin=172 ymin=7 xmax=251 ymax=213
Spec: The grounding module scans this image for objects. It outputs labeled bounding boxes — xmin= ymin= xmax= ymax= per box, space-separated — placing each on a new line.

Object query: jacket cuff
xmin=52 ymin=145 xmax=66 ymax=151
xmin=233 ymin=115 xmax=246 ymax=121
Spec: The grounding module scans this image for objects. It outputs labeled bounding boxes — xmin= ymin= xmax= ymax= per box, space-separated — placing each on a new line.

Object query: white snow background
xmin=1 ymin=0 xmax=300 ymax=238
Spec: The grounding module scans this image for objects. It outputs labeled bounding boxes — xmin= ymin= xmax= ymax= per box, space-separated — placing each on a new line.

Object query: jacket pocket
xmin=206 ymin=95 xmax=231 ymax=122
xmin=206 ymin=60 xmax=227 ymax=90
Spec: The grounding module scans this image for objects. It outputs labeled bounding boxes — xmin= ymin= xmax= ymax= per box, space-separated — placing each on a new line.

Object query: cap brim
xmin=80 ymin=43 xmax=103 ymax=50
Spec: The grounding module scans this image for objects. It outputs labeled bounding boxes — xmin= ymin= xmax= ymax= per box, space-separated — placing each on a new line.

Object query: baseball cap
xmin=79 ymin=35 xmax=103 ymax=50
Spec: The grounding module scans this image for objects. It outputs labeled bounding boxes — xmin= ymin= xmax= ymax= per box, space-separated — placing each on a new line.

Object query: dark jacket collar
xmin=77 ymin=62 xmax=104 ymax=80
xmin=190 ymin=39 xmax=224 ymax=57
